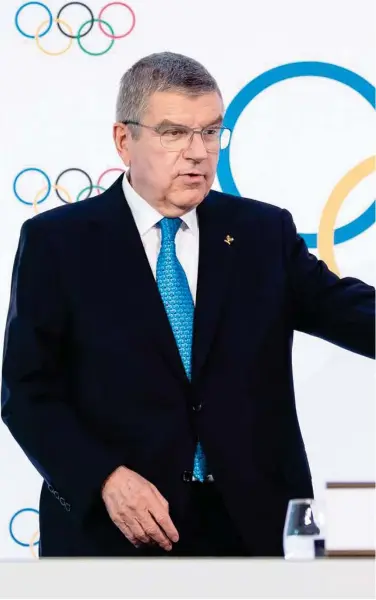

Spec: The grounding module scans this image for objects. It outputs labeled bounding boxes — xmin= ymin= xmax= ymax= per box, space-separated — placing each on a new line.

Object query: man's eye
xmin=204 ymin=128 xmax=220 ymax=136
xmin=162 ymin=128 xmax=186 ymax=138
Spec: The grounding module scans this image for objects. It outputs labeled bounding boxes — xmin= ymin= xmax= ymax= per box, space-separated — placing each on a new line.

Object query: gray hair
xmin=115 ymin=52 xmax=222 ymax=137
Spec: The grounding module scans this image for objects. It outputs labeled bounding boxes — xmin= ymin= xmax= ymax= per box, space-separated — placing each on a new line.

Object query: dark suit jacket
xmin=1 ymin=174 xmax=374 ymax=556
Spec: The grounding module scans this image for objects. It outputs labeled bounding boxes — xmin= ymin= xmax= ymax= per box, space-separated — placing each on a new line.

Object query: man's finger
xmin=128 ymin=517 xmax=154 ymax=545
xmin=149 ymin=488 xmax=179 ymax=543
xmin=140 ymin=513 xmax=174 ymax=551
xmin=115 ymin=519 xmax=142 ymax=548
xmin=150 ymin=508 xmax=179 ymax=543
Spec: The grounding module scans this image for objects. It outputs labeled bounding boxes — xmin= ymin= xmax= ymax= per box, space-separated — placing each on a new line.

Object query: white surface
xmin=326 ymin=487 xmax=376 ymax=551
xmin=0 ymin=559 xmax=375 ymax=599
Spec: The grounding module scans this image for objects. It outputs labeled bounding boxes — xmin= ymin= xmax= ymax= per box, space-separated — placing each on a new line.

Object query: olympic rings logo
xmin=13 ymin=166 xmax=125 ymax=213
xmin=217 ymin=61 xmax=375 ymax=276
xmin=15 ymin=2 xmax=136 ymax=56
xmin=9 ymin=508 xmax=39 ymax=559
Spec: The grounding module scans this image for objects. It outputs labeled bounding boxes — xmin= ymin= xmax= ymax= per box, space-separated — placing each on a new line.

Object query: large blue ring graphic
xmin=15 ymin=2 xmax=53 ymax=39
xmin=217 ymin=61 xmax=375 ymax=248
xmin=13 ymin=168 xmax=51 ymax=205
xmin=9 ymin=508 xmax=39 ymax=547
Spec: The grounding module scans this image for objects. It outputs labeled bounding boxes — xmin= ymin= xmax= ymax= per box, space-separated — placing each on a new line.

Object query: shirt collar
xmin=180 ymin=204 xmax=199 ymax=238
xmin=122 ymin=170 xmax=199 ymax=237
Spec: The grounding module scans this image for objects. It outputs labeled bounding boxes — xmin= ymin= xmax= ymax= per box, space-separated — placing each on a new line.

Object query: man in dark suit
xmin=1 ymin=52 xmax=375 ymax=558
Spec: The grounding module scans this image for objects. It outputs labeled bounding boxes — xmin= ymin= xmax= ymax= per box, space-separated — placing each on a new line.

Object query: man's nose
xmin=183 ymin=131 xmax=208 ymax=160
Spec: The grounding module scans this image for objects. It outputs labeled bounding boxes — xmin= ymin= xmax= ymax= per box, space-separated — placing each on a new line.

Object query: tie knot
xmin=159 ymin=217 xmax=182 ymax=243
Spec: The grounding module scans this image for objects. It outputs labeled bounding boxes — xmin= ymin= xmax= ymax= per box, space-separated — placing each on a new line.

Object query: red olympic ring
xmin=96 ymin=167 xmax=125 ymax=193
xmin=98 ymin=2 xmax=136 ymax=39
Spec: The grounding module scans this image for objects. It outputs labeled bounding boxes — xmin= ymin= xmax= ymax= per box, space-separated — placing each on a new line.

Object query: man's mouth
xmin=180 ymin=172 xmax=205 ymax=179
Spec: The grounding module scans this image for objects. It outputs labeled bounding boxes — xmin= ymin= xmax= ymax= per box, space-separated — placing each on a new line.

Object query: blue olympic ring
xmin=217 ymin=61 xmax=375 ymax=249
xmin=9 ymin=508 xmax=39 ymax=547
xmin=15 ymin=2 xmax=53 ymax=39
xmin=13 ymin=168 xmax=51 ymax=205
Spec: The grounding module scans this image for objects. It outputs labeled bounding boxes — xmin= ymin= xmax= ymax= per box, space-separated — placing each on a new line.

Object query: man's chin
xmin=169 ymin=188 xmax=208 ymax=211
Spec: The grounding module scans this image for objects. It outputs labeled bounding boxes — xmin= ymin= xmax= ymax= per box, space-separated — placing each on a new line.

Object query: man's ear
xmin=113 ymin=122 xmax=131 ymax=167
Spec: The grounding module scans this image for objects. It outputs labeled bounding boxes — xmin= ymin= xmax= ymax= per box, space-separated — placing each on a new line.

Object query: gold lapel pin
xmin=224 ymin=234 xmax=234 ymax=246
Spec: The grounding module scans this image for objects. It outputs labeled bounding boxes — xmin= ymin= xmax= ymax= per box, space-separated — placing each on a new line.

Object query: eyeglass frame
xmin=120 ymin=120 xmax=232 ymax=152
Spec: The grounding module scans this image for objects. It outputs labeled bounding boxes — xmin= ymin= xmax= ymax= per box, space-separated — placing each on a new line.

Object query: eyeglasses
xmin=121 ymin=120 xmax=232 ymax=152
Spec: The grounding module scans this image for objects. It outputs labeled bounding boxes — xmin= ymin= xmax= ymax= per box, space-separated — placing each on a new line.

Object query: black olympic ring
xmin=56 ymin=2 xmax=94 ymax=39
xmin=55 ymin=168 xmax=93 ymax=203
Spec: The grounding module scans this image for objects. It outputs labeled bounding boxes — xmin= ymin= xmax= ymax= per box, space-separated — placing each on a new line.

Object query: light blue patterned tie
xmin=156 ymin=217 xmax=208 ymax=482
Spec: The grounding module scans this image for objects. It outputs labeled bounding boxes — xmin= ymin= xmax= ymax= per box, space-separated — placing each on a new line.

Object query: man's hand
xmin=101 ymin=466 xmax=179 ymax=551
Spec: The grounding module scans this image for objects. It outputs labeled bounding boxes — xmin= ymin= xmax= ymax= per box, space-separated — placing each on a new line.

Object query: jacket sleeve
xmin=1 ymin=218 xmax=124 ymax=524
xmin=281 ymin=209 xmax=375 ymax=359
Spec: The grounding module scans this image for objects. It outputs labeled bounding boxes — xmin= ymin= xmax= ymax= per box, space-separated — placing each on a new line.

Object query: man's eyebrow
xmin=155 ymin=119 xmax=184 ymax=128
xmin=155 ymin=115 xmax=224 ymax=129
xmin=205 ymin=115 xmax=224 ymax=127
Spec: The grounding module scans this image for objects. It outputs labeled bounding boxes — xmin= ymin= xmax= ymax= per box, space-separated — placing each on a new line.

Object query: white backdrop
xmin=0 ymin=0 xmax=375 ymax=558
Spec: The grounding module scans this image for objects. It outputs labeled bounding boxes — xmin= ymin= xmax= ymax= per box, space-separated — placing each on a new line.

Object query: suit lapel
xmin=89 ymin=177 xmax=239 ymax=385
xmin=88 ymin=175 xmax=189 ymax=385
xmin=192 ymin=191 xmax=238 ymax=382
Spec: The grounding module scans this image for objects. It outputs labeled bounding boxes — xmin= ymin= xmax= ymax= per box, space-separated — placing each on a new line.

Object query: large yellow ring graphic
xmin=35 ymin=18 xmax=73 ymax=55
xmin=318 ymin=156 xmax=375 ymax=276
xmin=33 ymin=184 xmax=72 ymax=214
xmin=29 ymin=530 xmax=39 ymax=558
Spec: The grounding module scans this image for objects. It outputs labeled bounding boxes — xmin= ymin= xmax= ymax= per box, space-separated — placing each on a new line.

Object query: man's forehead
xmin=145 ymin=90 xmax=224 ymax=124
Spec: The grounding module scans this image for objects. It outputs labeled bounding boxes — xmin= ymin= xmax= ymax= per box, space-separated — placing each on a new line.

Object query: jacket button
xmin=182 ymin=470 xmax=192 ymax=483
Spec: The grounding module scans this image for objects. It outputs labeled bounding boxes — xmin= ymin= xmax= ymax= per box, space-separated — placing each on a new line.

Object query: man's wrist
xmin=101 ymin=465 xmax=122 ymax=494
xmin=101 ymin=465 xmax=128 ymax=496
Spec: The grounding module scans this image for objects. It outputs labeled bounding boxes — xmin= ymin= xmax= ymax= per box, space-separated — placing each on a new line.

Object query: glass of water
xmin=283 ymin=498 xmax=326 ymax=560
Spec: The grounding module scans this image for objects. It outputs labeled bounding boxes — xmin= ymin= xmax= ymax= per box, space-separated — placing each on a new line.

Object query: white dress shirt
xmin=122 ymin=171 xmax=199 ymax=303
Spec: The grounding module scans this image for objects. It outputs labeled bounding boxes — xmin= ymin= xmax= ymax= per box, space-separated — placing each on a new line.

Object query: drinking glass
xmin=283 ymin=498 xmax=326 ymax=560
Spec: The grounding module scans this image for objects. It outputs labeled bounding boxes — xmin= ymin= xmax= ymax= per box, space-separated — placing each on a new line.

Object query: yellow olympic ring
xmin=33 ymin=184 xmax=72 ymax=214
xmin=35 ymin=18 xmax=73 ymax=56
xmin=29 ymin=530 xmax=39 ymax=559
xmin=318 ymin=156 xmax=376 ymax=276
